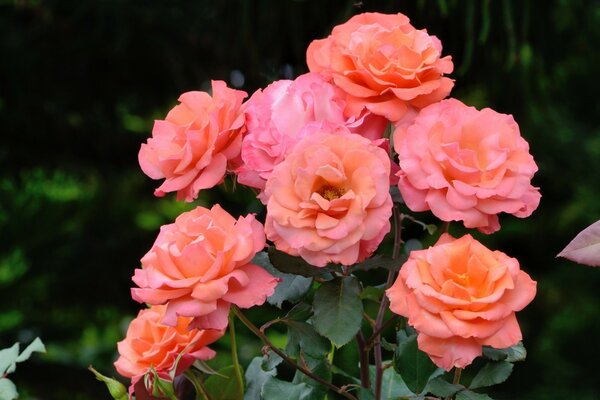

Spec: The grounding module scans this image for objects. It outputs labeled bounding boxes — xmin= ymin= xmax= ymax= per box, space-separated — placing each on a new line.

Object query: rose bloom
xmin=139 ymin=80 xmax=247 ymax=202
xmin=386 ymin=234 xmax=537 ymax=371
xmin=307 ymin=12 xmax=453 ymax=122
xmin=238 ymin=72 xmax=387 ymax=192
xmin=264 ymin=129 xmax=392 ymax=267
xmin=131 ymin=204 xmax=278 ymax=330
xmin=395 ymin=98 xmax=541 ymax=234
xmin=114 ymin=305 xmax=224 ymax=398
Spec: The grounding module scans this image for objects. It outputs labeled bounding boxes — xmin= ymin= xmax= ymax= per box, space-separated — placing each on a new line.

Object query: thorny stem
xmin=232 ymin=306 xmax=358 ymax=400
xmin=374 ymin=206 xmax=403 ymax=400
xmin=365 ymin=314 xmax=399 ymax=351
xmin=355 ymin=331 xmax=371 ymax=388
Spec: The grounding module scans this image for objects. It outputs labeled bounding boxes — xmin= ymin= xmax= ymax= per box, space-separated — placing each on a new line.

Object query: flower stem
xmin=374 ymin=206 xmax=403 ymax=400
xmin=184 ymin=370 xmax=212 ymax=400
xmin=228 ymin=312 xmax=245 ymax=397
xmin=453 ymin=367 xmax=462 ymax=385
xmin=355 ymin=331 xmax=371 ymax=388
xmin=232 ymin=305 xmax=358 ymax=400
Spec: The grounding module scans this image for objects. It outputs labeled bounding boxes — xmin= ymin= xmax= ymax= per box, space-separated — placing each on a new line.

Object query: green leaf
xmin=312 ymin=276 xmax=363 ymax=347
xmin=268 ymin=247 xmax=330 ymax=277
xmin=204 ymin=365 xmax=244 ymax=400
xmin=482 ymin=342 xmax=526 ymax=363
xmin=352 ymin=255 xmax=400 ymax=272
xmin=360 ymin=286 xmax=385 ymax=302
xmin=469 ymin=361 xmax=513 ymax=389
xmin=456 ymin=389 xmax=494 ymax=400
xmin=285 ymin=302 xmax=313 ymax=321
xmin=89 ymin=367 xmax=128 ymax=400
xmin=261 ymin=349 xmax=283 ymax=371
xmin=394 ymin=333 xmax=439 ymax=394
xmin=254 ymin=251 xmax=313 ymax=308
xmin=261 ymin=377 xmax=313 ymax=400
xmin=425 ymin=377 xmax=463 ymax=397
xmin=0 ymin=378 xmax=18 ymax=400
xmin=15 ymin=337 xmax=45 ymax=363
xmin=368 ymin=366 xmax=414 ymax=399
xmin=0 ymin=343 xmax=19 ymax=375
xmin=292 ymin=354 xmax=331 ymax=399
xmin=245 ymin=357 xmax=276 ymax=400
xmin=193 ymin=359 xmax=224 ymax=376
xmin=285 ymin=321 xmax=330 ymax=358
xmin=357 ymin=387 xmax=375 ymax=399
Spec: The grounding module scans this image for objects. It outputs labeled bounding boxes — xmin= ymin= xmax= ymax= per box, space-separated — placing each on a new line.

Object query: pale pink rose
xmin=238 ymin=72 xmax=387 ymax=191
xmin=131 ymin=204 xmax=279 ymax=330
xmin=114 ymin=305 xmax=224 ymax=398
xmin=307 ymin=12 xmax=453 ymax=122
xmin=386 ymin=234 xmax=537 ymax=370
xmin=395 ymin=98 xmax=541 ymax=234
xmin=139 ymin=81 xmax=247 ymax=202
xmin=264 ymin=130 xmax=392 ymax=267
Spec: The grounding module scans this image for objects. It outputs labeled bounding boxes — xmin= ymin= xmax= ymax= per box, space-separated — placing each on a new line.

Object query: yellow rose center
xmin=317 ymin=185 xmax=346 ymax=201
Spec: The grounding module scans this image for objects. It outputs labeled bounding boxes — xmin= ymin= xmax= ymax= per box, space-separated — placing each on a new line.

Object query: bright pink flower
xmin=238 ymin=72 xmax=386 ymax=191
xmin=139 ymin=81 xmax=247 ymax=202
xmin=307 ymin=12 xmax=453 ymax=122
xmin=264 ymin=129 xmax=392 ymax=267
xmin=114 ymin=305 xmax=224 ymax=399
xmin=386 ymin=234 xmax=537 ymax=370
xmin=395 ymin=98 xmax=541 ymax=234
xmin=131 ymin=204 xmax=278 ymax=330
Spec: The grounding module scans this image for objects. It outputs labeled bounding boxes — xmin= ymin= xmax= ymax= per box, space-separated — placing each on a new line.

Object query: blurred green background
xmin=1 ymin=0 xmax=599 ymax=398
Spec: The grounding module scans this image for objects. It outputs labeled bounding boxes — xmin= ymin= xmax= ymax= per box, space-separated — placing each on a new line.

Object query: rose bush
xmin=307 ymin=12 xmax=453 ymax=122
xmin=139 ymin=80 xmax=247 ymax=202
xmin=114 ymin=305 xmax=224 ymax=398
xmin=264 ymin=129 xmax=392 ymax=266
xmin=131 ymin=204 xmax=278 ymax=330
xmin=395 ymin=98 xmax=541 ymax=233
xmin=386 ymin=233 xmax=537 ymax=370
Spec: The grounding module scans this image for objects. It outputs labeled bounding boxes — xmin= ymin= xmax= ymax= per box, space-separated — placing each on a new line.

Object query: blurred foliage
xmin=1 ymin=0 xmax=599 ymax=398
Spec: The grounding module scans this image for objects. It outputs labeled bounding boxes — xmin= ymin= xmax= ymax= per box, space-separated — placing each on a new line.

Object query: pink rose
xmin=395 ymin=98 xmax=541 ymax=234
xmin=386 ymin=234 xmax=537 ymax=371
xmin=264 ymin=129 xmax=392 ymax=267
xmin=114 ymin=305 xmax=224 ymax=398
xmin=307 ymin=12 xmax=453 ymax=122
xmin=139 ymin=81 xmax=247 ymax=202
xmin=238 ymin=72 xmax=386 ymax=191
xmin=131 ymin=204 xmax=278 ymax=330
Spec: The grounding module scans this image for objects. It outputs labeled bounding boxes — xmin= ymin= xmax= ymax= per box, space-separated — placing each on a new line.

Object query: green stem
xmin=228 ymin=312 xmax=245 ymax=397
xmin=232 ymin=306 xmax=358 ymax=400
xmin=184 ymin=370 xmax=212 ymax=400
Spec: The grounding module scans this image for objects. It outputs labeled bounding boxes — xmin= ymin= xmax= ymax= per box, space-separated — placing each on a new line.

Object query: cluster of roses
xmin=114 ymin=12 xmax=539 ymax=397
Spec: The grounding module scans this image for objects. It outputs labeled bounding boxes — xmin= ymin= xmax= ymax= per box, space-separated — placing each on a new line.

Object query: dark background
xmin=1 ymin=0 xmax=599 ymax=398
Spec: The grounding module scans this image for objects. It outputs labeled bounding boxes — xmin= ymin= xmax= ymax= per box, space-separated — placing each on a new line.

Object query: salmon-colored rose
xmin=386 ymin=234 xmax=536 ymax=370
xmin=307 ymin=12 xmax=453 ymax=122
xmin=264 ymin=129 xmax=392 ymax=267
xmin=139 ymin=81 xmax=247 ymax=202
xmin=114 ymin=305 xmax=224 ymax=398
xmin=395 ymin=98 xmax=541 ymax=234
xmin=131 ymin=204 xmax=278 ymax=330
xmin=238 ymin=72 xmax=387 ymax=192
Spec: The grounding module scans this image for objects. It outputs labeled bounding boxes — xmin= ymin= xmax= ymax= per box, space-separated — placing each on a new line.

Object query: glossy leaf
xmin=352 ymin=255 xmax=399 ymax=272
xmin=0 ymin=378 xmax=18 ymax=400
xmin=456 ymin=390 xmax=494 ymax=400
xmin=369 ymin=366 xmax=414 ymax=399
xmin=0 ymin=343 xmax=19 ymax=375
xmin=15 ymin=337 xmax=45 ymax=363
xmin=204 ymin=365 xmax=244 ymax=400
xmin=469 ymin=361 xmax=513 ymax=389
xmin=285 ymin=320 xmax=330 ymax=358
xmin=394 ymin=332 xmax=439 ymax=394
xmin=312 ymin=276 xmax=363 ymax=347
xmin=425 ymin=377 xmax=463 ymax=397
xmin=557 ymin=220 xmax=600 ymax=266
xmin=245 ymin=357 xmax=276 ymax=400
xmin=285 ymin=302 xmax=313 ymax=321
xmin=268 ymin=247 xmax=331 ymax=276
xmin=261 ymin=378 xmax=313 ymax=400
xmin=482 ymin=342 xmax=526 ymax=363
xmin=254 ymin=251 xmax=313 ymax=308
xmin=292 ymin=354 xmax=331 ymax=399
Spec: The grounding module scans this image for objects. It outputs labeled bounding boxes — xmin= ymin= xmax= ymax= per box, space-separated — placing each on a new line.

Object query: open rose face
xmin=386 ymin=234 xmax=537 ymax=370
xmin=264 ymin=129 xmax=392 ymax=267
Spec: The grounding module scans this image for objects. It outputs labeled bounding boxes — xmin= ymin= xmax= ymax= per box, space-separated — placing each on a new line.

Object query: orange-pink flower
xmin=131 ymin=204 xmax=278 ymax=330
xmin=307 ymin=12 xmax=453 ymax=122
xmin=138 ymin=81 xmax=247 ymax=202
xmin=386 ymin=234 xmax=537 ymax=370
xmin=114 ymin=305 xmax=224 ymax=398
xmin=395 ymin=98 xmax=541 ymax=234
xmin=264 ymin=129 xmax=392 ymax=267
